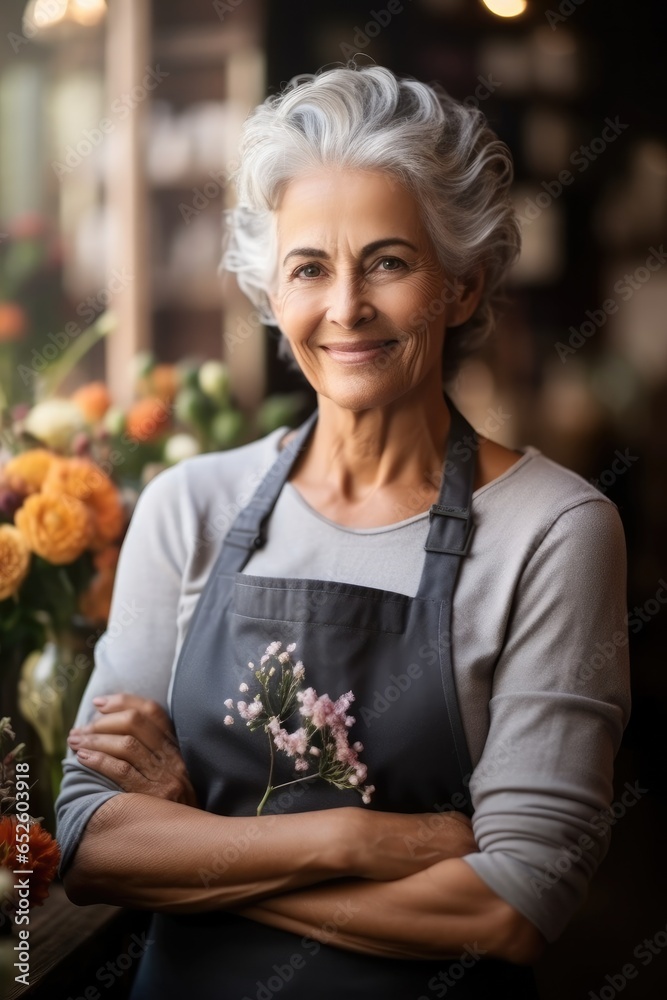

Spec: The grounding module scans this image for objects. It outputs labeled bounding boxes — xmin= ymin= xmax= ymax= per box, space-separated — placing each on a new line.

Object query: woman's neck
xmin=288 ymin=377 xmax=451 ymax=524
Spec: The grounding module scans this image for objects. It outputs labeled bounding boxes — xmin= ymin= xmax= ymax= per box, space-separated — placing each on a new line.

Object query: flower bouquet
xmin=225 ymin=641 xmax=375 ymax=815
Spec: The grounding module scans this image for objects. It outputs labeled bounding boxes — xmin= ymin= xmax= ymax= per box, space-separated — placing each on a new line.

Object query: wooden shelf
xmin=154 ymin=25 xmax=256 ymax=64
xmin=5 ymin=883 xmax=146 ymax=999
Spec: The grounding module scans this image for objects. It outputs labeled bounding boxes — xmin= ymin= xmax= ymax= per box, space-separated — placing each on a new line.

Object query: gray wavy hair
xmin=221 ymin=65 xmax=520 ymax=377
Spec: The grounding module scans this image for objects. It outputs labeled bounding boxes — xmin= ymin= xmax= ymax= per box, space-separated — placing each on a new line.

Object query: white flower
xmin=286 ymin=643 xmax=297 ymax=653
xmin=309 ymin=747 xmax=321 ymax=757
xmin=198 ymin=360 xmax=229 ymax=403
xmin=224 ymin=716 xmax=234 ymax=726
xmin=293 ymin=661 xmax=305 ymax=681
xmin=353 ymin=741 xmax=364 ymax=752
xmin=224 ymin=698 xmax=234 ymax=709
xmin=239 ymin=682 xmax=249 ymax=693
xmin=265 ymin=641 xmax=282 ymax=655
xmin=24 ymin=399 xmax=85 ymax=450
xmin=278 ymin=651 xmax=290 ymax=663
xmin=164 ymin=433 xmax=200 ymax=465
xmin=248 ymin=661 xmax=255 ymax=670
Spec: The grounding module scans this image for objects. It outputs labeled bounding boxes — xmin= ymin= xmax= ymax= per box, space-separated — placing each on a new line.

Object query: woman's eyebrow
xmin=282 ymin=238 xmax=418 ymax=267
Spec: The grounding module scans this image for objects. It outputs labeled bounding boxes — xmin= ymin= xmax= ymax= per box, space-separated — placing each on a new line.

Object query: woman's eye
xmin=296 ymin=264 xmax=322 ymax=278
xmin=378 ymin=257 xmax=403 ymax=271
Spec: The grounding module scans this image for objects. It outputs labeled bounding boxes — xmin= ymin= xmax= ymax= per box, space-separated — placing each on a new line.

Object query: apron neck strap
xmin=218 ymin=396 xmax=478 ymax=583
xmin=217 ymin=410 xmax=318 ymax=573
xmin=415 ymin=398 xmax=478 ymax=599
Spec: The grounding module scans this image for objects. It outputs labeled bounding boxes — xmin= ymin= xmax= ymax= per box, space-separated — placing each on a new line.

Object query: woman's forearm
xmin=63 ymin=793 xmax=477 ymax=913
xmin=64 ymin=793 xmax=358 ymax=912
xmin=237 ymin=858 xmax=545 ymax=965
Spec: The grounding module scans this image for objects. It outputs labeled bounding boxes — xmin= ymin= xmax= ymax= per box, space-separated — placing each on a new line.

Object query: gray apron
xmin=129 ymin=400 xmax=539 ymax=999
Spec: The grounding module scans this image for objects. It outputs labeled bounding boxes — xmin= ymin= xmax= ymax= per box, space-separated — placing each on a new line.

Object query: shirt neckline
xmin=271 ymin=429 xmax=540 ymax=535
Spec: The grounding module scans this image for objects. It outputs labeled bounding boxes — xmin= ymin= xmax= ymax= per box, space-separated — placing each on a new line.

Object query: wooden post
xmin=103 ymin=0 xmax=151 ymax=407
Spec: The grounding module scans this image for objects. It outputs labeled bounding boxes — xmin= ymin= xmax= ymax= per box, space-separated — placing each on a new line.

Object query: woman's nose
xmin=325 ymin=276 xmax=376 ymax=329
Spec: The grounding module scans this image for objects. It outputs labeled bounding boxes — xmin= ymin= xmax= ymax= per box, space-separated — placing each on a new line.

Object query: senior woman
xmin=56 ymin=66 xmax=630 ymax=999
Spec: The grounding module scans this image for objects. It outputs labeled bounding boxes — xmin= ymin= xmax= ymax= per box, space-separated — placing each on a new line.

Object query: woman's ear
xmin=448 ymin=270 xmax=485 ymax=328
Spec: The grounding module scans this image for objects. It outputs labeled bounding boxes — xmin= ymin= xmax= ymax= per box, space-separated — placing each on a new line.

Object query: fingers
xmin=68 ymin=731 xmax=169 ymax=782
xmin=67 ymin=692 xmax=198 ymax=806
xmin=92 ymin=692 xmax=170 ymax=727
xmin=70 ymin=744 xmax=155 ymax=793
xmin=71 ymin=693 xmax=176 ymax=758
xmin=69 ymin=732 xmax=197 ymax=805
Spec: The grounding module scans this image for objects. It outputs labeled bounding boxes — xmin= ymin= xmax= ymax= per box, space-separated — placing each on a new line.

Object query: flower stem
xmin=269 ymin=773 xmax=320 ymax=793
xmin=256 ymin=729 xmax=276 ymax=816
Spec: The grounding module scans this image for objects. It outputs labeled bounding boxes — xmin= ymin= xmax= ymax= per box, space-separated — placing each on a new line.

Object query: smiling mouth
xmin=321 ymin=340 xmax=400 ymax=365
xmin=324 ymin=339 xmax=397 ymax=352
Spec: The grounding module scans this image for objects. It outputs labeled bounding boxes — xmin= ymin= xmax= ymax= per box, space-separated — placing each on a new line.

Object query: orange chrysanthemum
xmin=0 ymin=524 xmax=31 ymax=600
xmin=137 ymin=363 xmax=181 ymax=403
xmin=15 ymin=491 xmax=93 ymax=564
xmin=125 ymin=396 xmax=171 ymax=443
xmin=3 ymin=449 xmax=55 ymax=495
xmin=0 ymin=302 xmax=28 ymax=342
xmin=41 ymin=457 xmax=125 ymax=550
xmin=70 ymin=381 xmax=113 ymax=422
xmin=0 ymin=816 xmax=60 ymax=907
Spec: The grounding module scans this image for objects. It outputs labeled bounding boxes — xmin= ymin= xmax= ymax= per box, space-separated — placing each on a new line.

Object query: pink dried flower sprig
xmin=225 ymin=641 xmax=375 ymax=815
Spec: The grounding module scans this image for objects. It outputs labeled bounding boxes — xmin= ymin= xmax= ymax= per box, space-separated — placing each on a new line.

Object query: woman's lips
xmin=321 ymin=340 xmax=399 ymax=364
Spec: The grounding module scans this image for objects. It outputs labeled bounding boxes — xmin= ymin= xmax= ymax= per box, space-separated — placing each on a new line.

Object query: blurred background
xmin=0 ymin=1 xmax=665 ymax=998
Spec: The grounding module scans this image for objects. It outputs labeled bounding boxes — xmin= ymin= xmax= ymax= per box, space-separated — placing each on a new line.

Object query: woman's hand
xmin=67 ymin=693 xmax=197 ymax=807
xmin=342 ymin=805 xmax=478 ymax=882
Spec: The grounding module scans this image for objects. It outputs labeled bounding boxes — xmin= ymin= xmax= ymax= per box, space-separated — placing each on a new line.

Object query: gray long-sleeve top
xmin=55 ymin=427 xmax=631 ymax=943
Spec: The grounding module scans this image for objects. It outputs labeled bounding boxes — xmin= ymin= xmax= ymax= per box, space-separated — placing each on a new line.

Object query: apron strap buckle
xmin=424 ymin=504 xmax=474 ymax=556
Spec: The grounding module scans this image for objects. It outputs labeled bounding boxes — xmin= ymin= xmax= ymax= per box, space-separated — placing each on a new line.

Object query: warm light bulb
xmin=25 ymin=0 xmax=68 ymax=30
xmin=481 ymin=0 xmax=527 ymax=17
xmin=69 ymin=0 xmax=107 ymax=27
xmin=23 ymin=0 xmax=106 ymax=35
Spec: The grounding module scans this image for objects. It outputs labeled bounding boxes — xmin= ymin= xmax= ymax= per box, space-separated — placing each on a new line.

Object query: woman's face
xmin=269 ymin=168 xmax=480 ymax=412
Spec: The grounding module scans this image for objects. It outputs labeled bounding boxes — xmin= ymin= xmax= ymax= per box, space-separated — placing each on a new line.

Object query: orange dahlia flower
xmin=0 ymin=525 xmax=31 ymax=600
xmin=15 ymin=491 xmax=93 ymax=564
xmin=137 ymin=363 xmax=180 ymax=403
xmin=41 ymin=457 xmax=124 ymax=550
xmin=70 ymin=381 xmax=113 ymax=422
xmin=0 ymin=816 xmax=60 ymax=907
xmin=3 ymin=449 xmax=55 ymax=495
xmin=0 ymin=302 xmax=28 ymax=342
xmin=125 ymin=396 xmax=171 ymax=442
